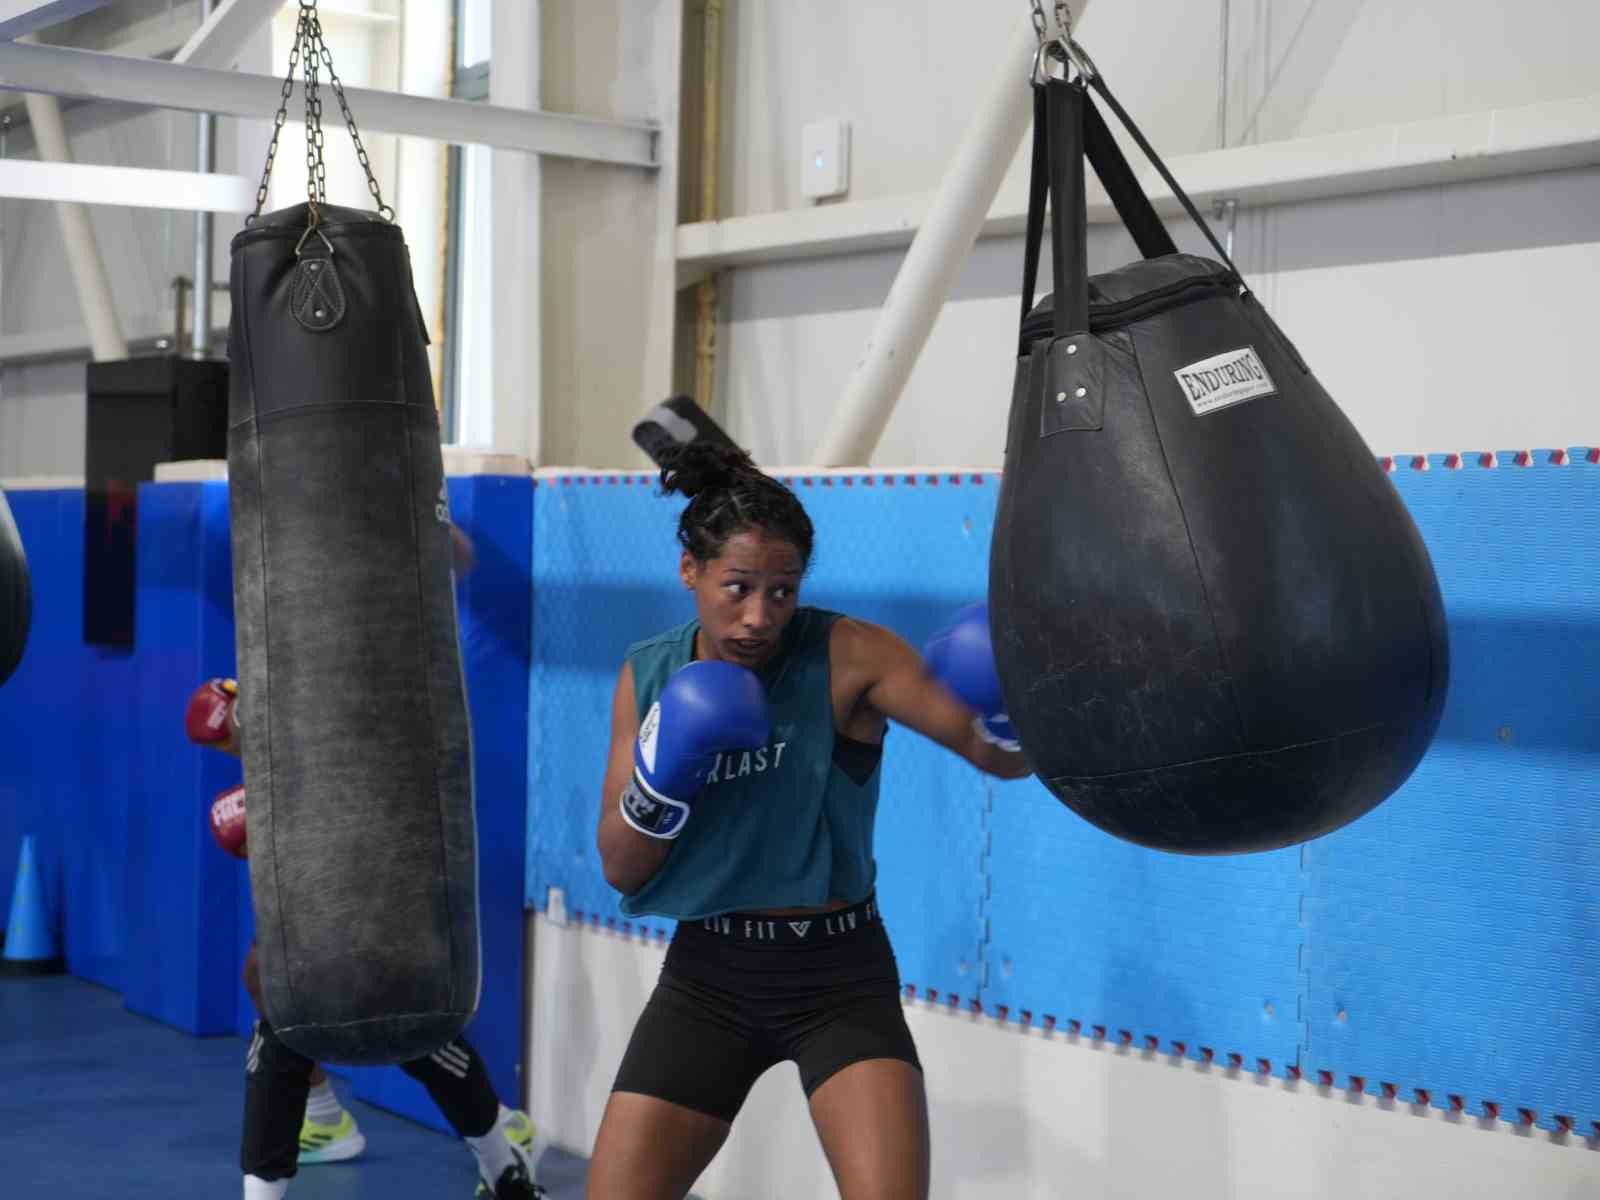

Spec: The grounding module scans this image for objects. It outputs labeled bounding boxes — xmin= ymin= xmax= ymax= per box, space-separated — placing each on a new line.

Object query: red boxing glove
xmin=449 ymin=523 xmax=477 ymax=576
xmin=210 ymin=784 xmax=247 ymax=860
xmin=185 ymin=678 xmax=240 ymax=754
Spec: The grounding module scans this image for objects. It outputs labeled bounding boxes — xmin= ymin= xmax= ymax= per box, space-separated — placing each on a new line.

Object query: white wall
xmin=719 ymin=0 xmax=1600 ymax=215
xmin=528 ymin=913 xmax=1599 ymax=1200
xmin=707 ymin=0 xmax=1600 ymax=469
xmin=536 ymin=0 xmax=682 ymax=468
xmin=720 ymin=164 xmax=1600 ymax=468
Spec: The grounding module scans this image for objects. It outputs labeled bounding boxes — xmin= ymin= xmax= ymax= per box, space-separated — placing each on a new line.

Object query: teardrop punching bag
xmin=989 ymin=57 xmax=1448 ymax=854
xmin=227 ymin=19 xmax=477 ymax=1063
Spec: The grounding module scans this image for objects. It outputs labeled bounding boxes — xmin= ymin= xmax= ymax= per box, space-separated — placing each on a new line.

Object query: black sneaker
xmin=474 ymin=1162 xmax=548 ymax=1199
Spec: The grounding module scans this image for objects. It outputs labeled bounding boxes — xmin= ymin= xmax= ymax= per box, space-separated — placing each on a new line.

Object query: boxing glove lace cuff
xmin=973 ymin=716 xmax=1021 ymax=755
xmin=619 ymin=772 xmax=691 ymax=840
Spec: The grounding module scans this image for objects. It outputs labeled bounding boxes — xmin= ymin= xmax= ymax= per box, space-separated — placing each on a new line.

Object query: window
xmin=441 ymin=0 xmax=494 ymax=446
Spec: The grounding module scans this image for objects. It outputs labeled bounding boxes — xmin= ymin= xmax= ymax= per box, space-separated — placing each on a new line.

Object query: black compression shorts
xmin=610 ymin=894 xmax=921 ymax=1123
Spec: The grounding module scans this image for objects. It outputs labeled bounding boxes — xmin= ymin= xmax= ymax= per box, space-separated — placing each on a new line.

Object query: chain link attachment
xmin=1029 ymin=0 xmax=1098 ymax=86
xmin=294 ymin=225 xmax=336 ymax=260
xmin=247 ymin=0 xmax=394 ymax=227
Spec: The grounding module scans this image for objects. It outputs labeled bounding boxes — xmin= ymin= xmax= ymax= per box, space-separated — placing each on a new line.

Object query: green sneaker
xmin=298 ymin=1108 xmax=367 ymax=1164
xmin=472 ymin=1110 xmax=550 ymax=1198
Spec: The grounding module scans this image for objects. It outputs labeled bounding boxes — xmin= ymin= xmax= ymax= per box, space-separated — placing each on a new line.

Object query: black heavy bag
xmin=228 ymin=202 xmax=479 ymax=1063
xmin=0 ymin=486 xmax=31 ymax=686
xmin=990 ymin=64 xmax=1448 ymax=854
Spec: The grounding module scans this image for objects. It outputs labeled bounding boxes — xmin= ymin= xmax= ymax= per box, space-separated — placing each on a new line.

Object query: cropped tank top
xmin=619 ymin=607 xmax=883 ymax=920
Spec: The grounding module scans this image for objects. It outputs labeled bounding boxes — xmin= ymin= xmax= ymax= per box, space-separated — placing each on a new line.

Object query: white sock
xmin=243 ymin=1176 xmax=289 ymax=1200
xmin=305 ymin=1080 xmax=344 ymax=1125
xmin=464 ymin=1105 xmax=520 ymax=1186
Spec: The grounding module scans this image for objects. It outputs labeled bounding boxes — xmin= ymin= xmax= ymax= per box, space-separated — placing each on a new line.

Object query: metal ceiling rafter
xmin=0 ymin=0 xmax=116 ymax=41
xmin=0 ymin=39 xmax=659 ymax=167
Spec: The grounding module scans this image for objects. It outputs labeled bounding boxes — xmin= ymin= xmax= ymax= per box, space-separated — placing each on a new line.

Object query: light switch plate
xmin=801 ymin=118 xmax=851 ymax=200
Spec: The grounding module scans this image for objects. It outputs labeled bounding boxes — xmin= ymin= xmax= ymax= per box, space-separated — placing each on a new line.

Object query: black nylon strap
xmin=1082 ymin=93 xmax=1177 ymax=261
xmin=1048 ymin=78 xmax=1090 ymax=338
xmin=1088 ymin=73 xmax=1241 ymax=279
xmin=1020 ymin=84 xmax=1050 ymax=326
xmin=1017 ymin=54 xmax=1248 ymax=340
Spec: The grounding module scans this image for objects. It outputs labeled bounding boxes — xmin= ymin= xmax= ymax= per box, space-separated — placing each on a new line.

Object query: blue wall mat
xmin=1303 ymin=454 xmax=1600 ymax=1130
xmin=0 ymin=490 xmax=67 ymax=965
xmin=348 ymin=475 xmax=534 ymax=1133
xmin=121 ymin=481 xmax=243 ymax=1035
xmin=3 ymin=475 xmax=533 ymax=1133
xmin=527 ymin=476 xmax=688 ymax=930
xmin=789 ymin=475 xmax=999 ymax=997
xmin=985 ymin=779 xmax=1306 ymax=1071
xmin=526 ymin=472 xmax=1004 ymax=993
xmin=525 ymin=459 xmax=1600 ymax=1132
xmin=0 ymin=488 xmax=133 ymax=991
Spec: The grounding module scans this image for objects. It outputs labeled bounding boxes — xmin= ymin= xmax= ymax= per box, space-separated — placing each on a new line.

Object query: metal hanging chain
xmin=316 ymin=28 xmax=392 ymax=220
xmin=247 ymin=0 xmax=394 ymax=226
xmin=303 ymin=3 xmax=325 ymax=214
xmin=249 ymin=28 xmax=303 ymax=223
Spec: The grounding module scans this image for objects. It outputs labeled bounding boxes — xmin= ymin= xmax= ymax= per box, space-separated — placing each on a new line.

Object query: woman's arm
xmin=595 ymin=661 xmax=674 ymax=894
xmin=841 ymin=618 xmax=1033 ymax=780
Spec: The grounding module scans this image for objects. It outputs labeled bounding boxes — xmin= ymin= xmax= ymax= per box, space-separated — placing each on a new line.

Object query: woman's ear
xmin=680 ymin=550 xmax=698 ymax=591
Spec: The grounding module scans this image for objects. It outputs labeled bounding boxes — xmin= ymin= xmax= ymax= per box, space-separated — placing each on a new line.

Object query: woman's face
xmin=683 ymin=526 xmax=804 ymax=669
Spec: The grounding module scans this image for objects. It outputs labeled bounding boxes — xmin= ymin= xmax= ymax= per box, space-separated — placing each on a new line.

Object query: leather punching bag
xmin=228 ymin=202 xmax=479 ymax=1063
xmin=989 ymin=69 xmax=1448 ymax=854
xmin=0 ymin=486 xmax=31 ymax=687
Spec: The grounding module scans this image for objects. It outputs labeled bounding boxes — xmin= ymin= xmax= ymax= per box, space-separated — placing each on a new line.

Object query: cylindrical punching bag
xmin=228 ymin=201 xmax=478 ymax=1063
xmin=989 ymin=67 xmax=1447 ymax=854
xmin=0 ymin=486 xmax=31 ymax=687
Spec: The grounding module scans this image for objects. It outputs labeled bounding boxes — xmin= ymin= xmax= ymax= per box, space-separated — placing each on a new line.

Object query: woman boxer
xmin=588 ymin=444 xmax=1032 ymax=1200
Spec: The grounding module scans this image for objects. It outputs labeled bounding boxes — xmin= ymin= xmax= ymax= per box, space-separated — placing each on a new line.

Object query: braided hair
xmin=659 ymin=443 xmax=814 ymax=568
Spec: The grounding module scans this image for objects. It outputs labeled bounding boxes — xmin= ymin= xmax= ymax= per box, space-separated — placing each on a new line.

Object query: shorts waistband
xmin=684 ymin=895 xmax=881 ymax=945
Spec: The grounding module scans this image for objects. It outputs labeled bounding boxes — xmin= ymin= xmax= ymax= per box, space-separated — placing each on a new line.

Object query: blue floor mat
xmin=0 ymin=975 xmax=591 ymax=1199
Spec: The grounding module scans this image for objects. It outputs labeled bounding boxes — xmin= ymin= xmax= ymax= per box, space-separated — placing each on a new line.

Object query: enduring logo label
xmin=1173 ymin=346 xmax=1276 ymax=416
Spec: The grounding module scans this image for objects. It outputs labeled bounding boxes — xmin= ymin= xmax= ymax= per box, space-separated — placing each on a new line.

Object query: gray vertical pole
xmin=192 ymin=0 xmax=218 ymax=358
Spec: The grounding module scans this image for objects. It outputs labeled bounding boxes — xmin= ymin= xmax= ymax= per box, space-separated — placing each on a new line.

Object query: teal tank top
xmin=619 ymin=606 xmax=883 ymax=921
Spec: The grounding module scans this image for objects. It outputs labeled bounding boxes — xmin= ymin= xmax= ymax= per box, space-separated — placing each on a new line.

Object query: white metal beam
xmin=0 ymin=157 xmax=255 ymax=211
xmin=0 ymin=0 xmax=114 ymax=40
xmin=680 ymin=91 xmax=1600 ymax=277
xmin=175 ymin=0 xmax=285 ymax=70
xmin=0 ymin=40 xmax=660 ymax=167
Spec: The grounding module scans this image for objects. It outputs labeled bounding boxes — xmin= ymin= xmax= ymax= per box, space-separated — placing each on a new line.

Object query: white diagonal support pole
xmin=810 ymin=4 xmax=1092 ymax=466
xmin=0 ymin=40 xmax=659 ymax=167
xmin=176 ymin=0 xmax=285 ymax=70
xmin=21 ymin=92 xmax=126 ymax=362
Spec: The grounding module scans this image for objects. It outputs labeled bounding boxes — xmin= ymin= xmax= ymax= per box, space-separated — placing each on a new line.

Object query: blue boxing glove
xmin=620 ymin=660 xmax=772 ymax=840
xmin=924 ymin=602 xmax=1020 ymax=753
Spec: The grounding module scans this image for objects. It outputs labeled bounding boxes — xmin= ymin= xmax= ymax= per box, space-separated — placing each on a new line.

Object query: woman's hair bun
xmin=658 ymin=442 xmax=758 ymax=500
